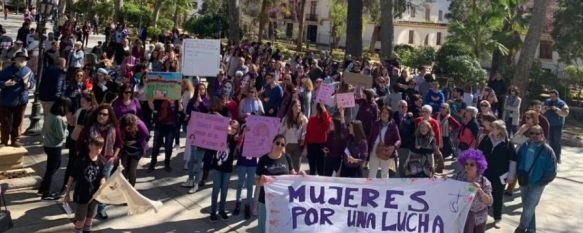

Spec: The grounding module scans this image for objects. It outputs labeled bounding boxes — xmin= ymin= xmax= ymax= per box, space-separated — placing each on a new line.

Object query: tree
xmin=257 ymin=0 xmax=273 ymax=42
xmin=552 ymin=0 xmax=583 ymax=65
xmin=114 ymin=0 xmax=124 ymax=22
xmin=511 ymin=0 xmax=552 ymax=101
xmin=152 ymin=0 xmax=166 ymax=26
xmin=379 ymin=0 xmax=393 ymax=60
xmin=489 ymin=0 xmax=529 ymax=77
xmin=183 ymin=13 xmax=227 ymax=38
xmin=364 ymin=0 xmax=380 ymax=52
xmin=346 ymin=0 xmax=364 ymax=58
xmin=228 ymin=0 xmax=241 ymax=44
xmin=447 ymin=8 xmax=508 ymax=59
xmin=329 ymin=0 xmax=347 ymax=49
xmin=289 ymin=0 xmax=307 ymax=50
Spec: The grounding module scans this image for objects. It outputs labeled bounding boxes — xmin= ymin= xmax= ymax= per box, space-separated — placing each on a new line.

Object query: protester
xmin=119 ymin=114 xmax=149 ymax=186
xmin=39 ymin=97 xmax=70 ymax=200
xmin=405 ymin=120 xmax=438 ymax=178
xmin=339 ymin=119 xmax=368 ymax=178
xmin=303 ymin=103 xmax=332 ymax=176
xmin=279 ymin=99 xmax=307 ymax=172
xmin=239 ymin=86 xmax=265 ymax=120
xmin=76 ymin=104 xmax=122 ymax=220
xmin=148 ymin=99 xmax=181 ymax=172
xmin=514 ymin=125 xmax=557 ymax=233
xmin=438 ymin=103 xmax=461 ymax=159
xmin=453 ymin=149 xmax=493 ymax=233
xmin=543 ymin=89 xmax=569 ymax=164
xmin=182 ymin=84 xmax=209 ymax=193
xmin=93 ymin=68 xmax=119 ymax=104
xmin=368 ymin=106 xmax=400 ymax=178
xmin=233 ymin=124 xmax=258 ymax=219
xmin=112 ymin=83 xmax=143 ymax=120
xmin=503 ymin=86 xmax=522 ymax=137
xmin=356 ymin=89 xmax=379 ymax=137
xmin=256 ymin=135 xmax=297 ymax=233
xmin=63 ymin=136 xmax=107 ymax=233
xmin=0 ymin=52 xmax=33 ymax=147
xmin=458 ymin=106 xmax=480 ymax=153
xmin=39 ymin=57 xmax=66 ymax=120
xmin=209 ymin=120 xmax=239 ymax=222
xmin=394 ymin=100 xmax=416 ymax=176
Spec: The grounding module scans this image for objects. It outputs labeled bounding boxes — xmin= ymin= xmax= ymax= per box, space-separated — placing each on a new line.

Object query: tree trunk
xmin=346 ymin=0 xmax=363 ymax=58
xmin=295 ymin=0 xmax=306 ymax=51
xmin=228 ymin=0 xmax=241 ymax=45
xmin=152 ymin=0 xmax=164 ymax=26
xmin=173 ymin=2 xmax=180 ymax=27
xmin=511 ymin=0 xmax=551 ymax=101
xmin=114 ymin=0 xmax=124 ymax=22
xmin=368 ymin=24 xmax=379 ymax=52
xmin=380 ymin=0 xmax=394 ymax=60
xmin=258 ymin=0 xmax=270 ymax=43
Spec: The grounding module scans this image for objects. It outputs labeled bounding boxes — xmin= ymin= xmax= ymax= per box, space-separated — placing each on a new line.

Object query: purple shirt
xmin=113 ymin=98 xmax=143 ymax=120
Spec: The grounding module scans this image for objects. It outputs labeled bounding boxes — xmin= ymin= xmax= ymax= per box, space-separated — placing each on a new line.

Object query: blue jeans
xmin=506 ymin=118 xmax=517 ymax=138
xmin=187 ymin=146 xmax=205 ymax=183
xmin=97 ymin=161 xmax=114 ymax=213
xmin=211 ymin=170 xmax=231 ymax=214
xmin=549 ymin=125 xmax=562 ymax=161
xmin=518 ymin=185 xmax=545 ymax=233
xmin=236 ymin=165 xmax=256 ymax=206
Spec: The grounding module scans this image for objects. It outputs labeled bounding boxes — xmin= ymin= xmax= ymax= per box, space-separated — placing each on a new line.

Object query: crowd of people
xmin=0 ymin=12 xmax=566 ymax=233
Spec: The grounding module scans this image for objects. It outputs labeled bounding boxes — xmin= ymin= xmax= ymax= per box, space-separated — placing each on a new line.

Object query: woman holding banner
xmin=181 ymin=84 xmax=209 ymax=193
xmin=339 ymin=116 xmax=368 ymax=178
xmin=256 ymin=135 xmax=297 ymax=233
xmin=279 ymin=99 xmax=307 ymax=172
xmin=239 ymin=86 xmax=265 ymax=121
xmin=453 ymin=149 xmax=493 ymax=233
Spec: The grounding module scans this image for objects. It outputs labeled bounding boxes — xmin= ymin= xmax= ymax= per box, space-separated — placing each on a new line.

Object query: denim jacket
xmin=517 ymin=141 xmax=557 ymax=186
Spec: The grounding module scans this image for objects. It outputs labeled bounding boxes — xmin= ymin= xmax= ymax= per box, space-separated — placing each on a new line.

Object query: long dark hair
xmin=88 ymin=104 xmax=119 ymax=127
xmin=350 ymin=120 xmax=366 ymax=142
xmin=285 ymin=99 xmax=303 ymax=129
xmin=50 ymin=97 xmax=71 ymax=116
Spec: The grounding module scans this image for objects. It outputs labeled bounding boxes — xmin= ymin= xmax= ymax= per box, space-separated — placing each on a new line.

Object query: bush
xmin=394 ymin=45 xmax=434 ymax=69
xmin=444 ymin=55 xmax=487 ymax=84
xmin=147 ymin=26 xmax=162 ymax=39
xmin=157 ymin=18 xmax=175 ymax=33
xmin=92 ymin=2 xmax=115 ymax=27
xmin=183 ymin=14 xmax=227 ymax=39
xmin=435 ymin=42 xmax=473 ymax=75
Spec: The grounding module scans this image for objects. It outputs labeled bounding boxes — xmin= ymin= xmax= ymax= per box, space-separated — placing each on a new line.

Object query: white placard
xmin=181 ymin=39 xmax=221 ymax=77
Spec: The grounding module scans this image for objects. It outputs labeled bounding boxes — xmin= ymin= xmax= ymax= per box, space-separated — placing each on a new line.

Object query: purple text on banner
xmin=316 ymin=83 xmax=335 ymax=106
xmin=336 ymin=92 xmax=356 ymax=108
xmin=242 ymin=115 xmax=281 ymax=157
xmin=187 ymin=111 xmax=230 ymax=151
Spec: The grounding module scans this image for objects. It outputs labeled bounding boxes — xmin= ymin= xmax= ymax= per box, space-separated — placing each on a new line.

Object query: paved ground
xmin=2 ymin=13 xmax=583 ymax=233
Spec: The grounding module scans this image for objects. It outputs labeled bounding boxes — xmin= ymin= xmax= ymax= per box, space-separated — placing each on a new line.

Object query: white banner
xmin=265 ymin=176 xmax=476 ymax=233
xmin=181 ymin=39 xmax=221 ymax=77
xmin=92 ymin=166 xmax=163 ymax=215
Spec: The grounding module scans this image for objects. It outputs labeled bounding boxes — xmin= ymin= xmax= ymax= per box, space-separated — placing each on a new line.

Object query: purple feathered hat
xmin=457 ymin=149 xmax=488 ymax=175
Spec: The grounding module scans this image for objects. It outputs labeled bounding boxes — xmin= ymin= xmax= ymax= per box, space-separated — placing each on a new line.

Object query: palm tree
xmin=512 ymin=0 xmax=552 ymax=100
xmin=447 ymin=8 xmax=508 ymax=60
xmin=346 ymin=0 xmax=364 ymax=58
xmin=489 ymin=0 xmax=529 ymax=77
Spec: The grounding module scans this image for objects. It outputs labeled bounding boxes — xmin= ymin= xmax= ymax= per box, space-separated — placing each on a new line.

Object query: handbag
xmin=0 ymin=184 xmax=14 ymax=233
xmin=375 ymin=123 xmax=396 ymax=160
xmin=517 ymin=144 xmax=543 ymax=186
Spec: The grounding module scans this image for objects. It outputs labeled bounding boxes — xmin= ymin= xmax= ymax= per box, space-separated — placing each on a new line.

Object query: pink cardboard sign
xmin=336 ymin=92 xmax=356 ymax=108
xmin=242 ymin=115 xmax=281 ymax=157
xmin=316 ymin=83 xmax=335 ymax=106
xmin=187 ymin=111 xmax=230 ymax=151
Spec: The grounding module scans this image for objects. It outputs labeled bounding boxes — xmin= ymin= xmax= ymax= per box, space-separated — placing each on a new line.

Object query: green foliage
xmin=330 ymin=0 xmax=347 ymax=49
xmin=92 ymin=1 xmax=115 ymax=26
xmin=518 ymin=62 xmax=570 ymax=101
xmin=434 ymin=42 xmax=474 ymax=75
xmin=552 ymin=0 xmax=583 ymax=64
xmin=122 ymin=2 xmax=152 ymax=27
xmin=394 ymin=45 xmax=434 ymax=69
xmin=447 ymin=8 xmax=508 ymax=59
xmin=71 ymin=1 xmax=92 ymax=14
xmin=157 ymin=18 xmax=175 ymax=32
xmin=200 ymin=0 xmax=226 ymax=15
xmin=443 ymin=55 xmax=487 ymax=84
xmin=147 ymin=26 xmax=162 ymax=38
xmin=183 ymin=14 xmax=227 ymax=39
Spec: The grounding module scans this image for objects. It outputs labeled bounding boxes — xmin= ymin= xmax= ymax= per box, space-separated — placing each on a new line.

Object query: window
xmin=424 ymin=35 xmax=429 ymax=45
xmin=310 ymin=1 xmax=317 ymax=15
xmin=425 ymin=7 xmax=430 ymax=21
xmin=437 ymin=32 xmax=442 ymax=45
xmin=539 ymin=41 xmax=553 ymax=59
xmin=411 ymin=7 xmax=416 ymax=18
xmin=438 ymin=10 xmax=443 ymax=21
xmin=409 ymin=30 xmax=414 ymax=44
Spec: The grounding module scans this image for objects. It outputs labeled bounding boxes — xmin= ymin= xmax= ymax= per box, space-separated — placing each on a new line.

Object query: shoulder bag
xmin=517 ymin=144 xmax=543 ymax=186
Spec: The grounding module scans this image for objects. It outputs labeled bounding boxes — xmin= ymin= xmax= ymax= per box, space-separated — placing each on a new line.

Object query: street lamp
xmin=24 ymin=0 xmax=56 ymax=136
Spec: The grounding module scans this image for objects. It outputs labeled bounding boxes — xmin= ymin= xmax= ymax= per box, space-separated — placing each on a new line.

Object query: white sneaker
xmin=181 ymin=179 xmax=194 ymax=188
xmin=188 ymin=185 xmax=199 ymax=194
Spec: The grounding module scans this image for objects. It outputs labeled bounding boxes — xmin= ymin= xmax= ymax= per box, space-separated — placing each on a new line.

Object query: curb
xmin=0 ymin=175 xmax=42 ymax=190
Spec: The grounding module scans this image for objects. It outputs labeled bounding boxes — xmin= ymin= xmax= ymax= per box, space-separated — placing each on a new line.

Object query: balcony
xmin=305 ymin=13 xmax=318 ymax=22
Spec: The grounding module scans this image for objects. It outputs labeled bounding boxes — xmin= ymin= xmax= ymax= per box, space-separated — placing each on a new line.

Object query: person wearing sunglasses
xmin=256 ymin=135 xmax=299 ymax=233
xmin=112 ymin=83 xmax=143 ymax=120
xmin=513 ymin=125 xmax=557 ymax=233
xmin=477 ymin=120 xmax=517 ymax=227
xmin=453 ymin=149 xmax=493 ymax=233
xmin=76 ymin=104 xmax=122 ymax=219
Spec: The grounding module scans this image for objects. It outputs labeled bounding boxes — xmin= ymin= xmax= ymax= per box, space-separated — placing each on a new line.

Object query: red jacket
xmin=415 ymin=117 xmax=442 ymax=147
xmin=305 ymin=111 xmax=332 ymax=145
